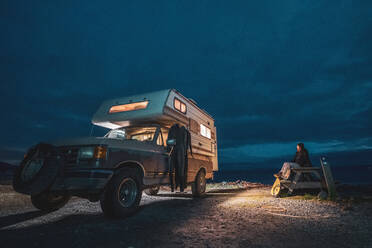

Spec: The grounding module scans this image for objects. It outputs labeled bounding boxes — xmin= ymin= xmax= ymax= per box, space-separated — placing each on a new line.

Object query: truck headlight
xmin=79 ymin=147 xmax=95 ymax=159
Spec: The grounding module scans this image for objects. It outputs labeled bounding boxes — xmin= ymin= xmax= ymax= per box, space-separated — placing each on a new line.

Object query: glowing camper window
xmin=174 ymin=98 xmax=186 ymax=114
xmin=200 ymin=124 xmax=211 ymax=139
xmin=109 ymin=101 xmax=149 ymax=114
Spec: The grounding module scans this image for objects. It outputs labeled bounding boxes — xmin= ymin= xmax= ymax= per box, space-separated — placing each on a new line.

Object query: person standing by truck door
xmin=180 ymin=125 xmax=192 ymax=192
xmin=167 ymin=124 xmax=193 ymax=192
xmin=168 ymin=124 xmax=180 ymax=192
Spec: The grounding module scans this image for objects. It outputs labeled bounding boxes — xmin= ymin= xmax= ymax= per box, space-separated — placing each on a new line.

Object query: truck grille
xmin=59 ymin=147 xmax=79 ymax=169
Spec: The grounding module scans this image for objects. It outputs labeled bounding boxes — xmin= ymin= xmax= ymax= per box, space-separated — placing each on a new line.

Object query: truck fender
xmin=113 ymin=161 xmax=145 ymax=183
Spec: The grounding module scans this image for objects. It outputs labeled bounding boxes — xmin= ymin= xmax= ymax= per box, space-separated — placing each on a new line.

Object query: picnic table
xmin=271 ymin=157 xmax=336 ymax=198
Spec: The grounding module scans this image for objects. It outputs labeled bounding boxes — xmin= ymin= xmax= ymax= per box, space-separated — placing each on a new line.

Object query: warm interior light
xmin=181 ymin=103 xmax=186 ymax=113
xmin=94 ymin=146 xmax=107 ymax=159
xmin=200 ymin=124 xmax=211 ymax=139
xmin=174 ymin=98 xmax=186 ymax=113
xmin=174 ymin=98 xmax=181 ymax=110
xmin=109 ymin=101 xmax=149 ymax=114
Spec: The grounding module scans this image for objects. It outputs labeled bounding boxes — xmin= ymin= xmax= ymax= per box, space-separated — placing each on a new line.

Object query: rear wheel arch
xmin=198 ymin=167 xmax=207 ymax=176
xmin=193 ymin=166 xmax=207 ymax=180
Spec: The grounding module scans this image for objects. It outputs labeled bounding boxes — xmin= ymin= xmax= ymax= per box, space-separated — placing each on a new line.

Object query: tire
xmin=192 ymin=170 xmax=206 ymax=197
xmin=31 ymin=192 xmax=71 ymax=211
xmin=13 ymin=143 xmax=62 ymax=195
xmin=144 ymin=186 xmax=160 ymax=196
xmin=100 ymin=168 xmax=142 ymax=218
xmin=272 ymin=184 xmax=282 ymax=198
xmin=317 ymin=190 xmax=328 ymax=200
xmin=271 ymin=178 xmax=281 ymax=197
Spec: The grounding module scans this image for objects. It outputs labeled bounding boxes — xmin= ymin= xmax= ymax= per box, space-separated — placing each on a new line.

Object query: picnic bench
xmin=271 ymin=157 xmax=336 ymax=198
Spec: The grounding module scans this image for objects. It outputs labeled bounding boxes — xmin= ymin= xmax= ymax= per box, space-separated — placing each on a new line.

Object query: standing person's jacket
xmin=167 ymin=124 xmax=180 ymax=192
xmin=167 ymin=124 xmax=192 ymax=192
xmin=292 ymin=149 xmax=312 ymax=167
xmin=180 ymin=126 xmax=192 ymax=191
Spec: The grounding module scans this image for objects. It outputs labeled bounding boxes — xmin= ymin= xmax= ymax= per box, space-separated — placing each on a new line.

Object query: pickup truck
xmin=13 ymin=89 xmax=218 ymax=218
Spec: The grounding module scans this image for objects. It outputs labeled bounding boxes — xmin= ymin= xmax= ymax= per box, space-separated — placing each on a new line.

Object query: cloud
xmin=0 ymin=0 xmax=371 ymax=164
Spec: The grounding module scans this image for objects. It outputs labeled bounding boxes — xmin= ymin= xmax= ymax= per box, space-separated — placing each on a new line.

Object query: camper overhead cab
xmin=13 ymin=89 xmax=218 ymax=218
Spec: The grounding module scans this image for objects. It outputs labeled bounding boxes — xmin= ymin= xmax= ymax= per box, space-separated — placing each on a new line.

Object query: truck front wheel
xmin=31 ymin=192 xmax=71 ymax=211
xmin=192 ymin=170 xmax=206 ymax=197
xmin=100 ymin=168 xmax=142 ymax=218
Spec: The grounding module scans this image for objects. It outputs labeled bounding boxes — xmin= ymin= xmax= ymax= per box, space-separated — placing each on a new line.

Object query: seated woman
xmin=275 ymin=143 xmax=312 ymax=179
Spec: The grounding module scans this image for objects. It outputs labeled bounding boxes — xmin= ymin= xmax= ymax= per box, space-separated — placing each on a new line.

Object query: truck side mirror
xmin=166 ymin=139 xmax=176 ymax=146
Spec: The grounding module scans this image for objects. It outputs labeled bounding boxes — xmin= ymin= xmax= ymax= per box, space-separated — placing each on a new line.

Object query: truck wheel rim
xmin=118 ymin=178 xmax=137 ymax=207
xmin=200 ymin=174 xmax=206 ymax=192
xmin=21 ymin=159 xmax=44 ymax=182
xmin=274 ymin=185 xmax=281 ymax=196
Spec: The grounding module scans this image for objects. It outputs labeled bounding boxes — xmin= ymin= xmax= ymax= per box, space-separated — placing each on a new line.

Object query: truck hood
xmin=50 ymin=136 xmax=141 ymax=147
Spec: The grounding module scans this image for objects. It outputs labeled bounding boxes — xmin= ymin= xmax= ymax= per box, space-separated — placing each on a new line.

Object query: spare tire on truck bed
xmin=13 ymin=143 xmax=63 ymax=195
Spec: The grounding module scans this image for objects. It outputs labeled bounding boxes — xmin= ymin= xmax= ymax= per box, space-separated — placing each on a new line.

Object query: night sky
xmin=1 ymin=1 xmax=372 ymax=166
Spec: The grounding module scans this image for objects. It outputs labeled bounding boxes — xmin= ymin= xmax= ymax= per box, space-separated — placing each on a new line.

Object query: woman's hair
xmin=297 ymin=143 xmax=305 ymax=151
xmin=297 ymin=142 xmax=309 ymax=155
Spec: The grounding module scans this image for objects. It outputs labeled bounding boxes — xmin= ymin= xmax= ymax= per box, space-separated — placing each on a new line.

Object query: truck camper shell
xmin=92 ymin=89 xmax=218 ymax=171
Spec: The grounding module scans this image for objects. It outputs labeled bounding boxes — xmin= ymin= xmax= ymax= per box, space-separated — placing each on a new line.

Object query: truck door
xmin=153 ymin=128 xmax=170 ymax=183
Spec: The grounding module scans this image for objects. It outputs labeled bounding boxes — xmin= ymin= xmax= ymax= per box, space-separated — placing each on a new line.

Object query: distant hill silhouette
xmin=220 ymin=148 xmax=372 ymax=170
xmin=0 ymin=161 xmax=17 ymax=183
xmin=0 ymin=161 xmax=17 ymax=171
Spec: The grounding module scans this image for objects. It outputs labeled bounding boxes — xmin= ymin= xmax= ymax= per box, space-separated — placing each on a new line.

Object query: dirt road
xmin=1 ymin=184 xmax=372 ymax=248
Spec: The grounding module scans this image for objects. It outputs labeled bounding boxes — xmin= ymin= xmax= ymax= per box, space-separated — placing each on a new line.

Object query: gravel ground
xmin=1 ymin=183 xmax=372 ymax=248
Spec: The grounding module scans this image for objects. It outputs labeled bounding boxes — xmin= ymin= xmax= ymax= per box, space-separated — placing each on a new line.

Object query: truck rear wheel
xmin=192 ymin=170 xmax=206 ymax=197
xmin=144 ymin=186 xmax=160 ymax=196
xmin=100 ymin=168 xmax=142 ymax=218
xmin=31 ymin=192 xmax=71 ymax=211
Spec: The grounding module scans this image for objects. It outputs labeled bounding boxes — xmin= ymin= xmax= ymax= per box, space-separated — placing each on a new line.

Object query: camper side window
xmin=174 ymin=98 xmax=187 ymax=114
xmin=200 ymin=124 xmax=211 ymax=139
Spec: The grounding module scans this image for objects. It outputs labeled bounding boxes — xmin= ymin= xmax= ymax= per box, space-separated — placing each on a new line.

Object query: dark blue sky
xmin=1 ymin=1 xmax=371 ymax=165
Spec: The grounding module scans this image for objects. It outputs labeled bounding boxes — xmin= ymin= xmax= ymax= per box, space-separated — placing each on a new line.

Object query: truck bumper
xmin=50 ymin=169 xmax=114 ymax=192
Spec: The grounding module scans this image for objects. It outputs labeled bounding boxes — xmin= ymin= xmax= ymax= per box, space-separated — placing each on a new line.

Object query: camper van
xmin=13 ymin=89 xmax=218 ymax=218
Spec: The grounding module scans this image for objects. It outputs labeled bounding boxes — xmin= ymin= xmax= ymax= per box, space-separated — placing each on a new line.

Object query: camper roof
xmin=92 ymin=89 xmax=213 ymax=129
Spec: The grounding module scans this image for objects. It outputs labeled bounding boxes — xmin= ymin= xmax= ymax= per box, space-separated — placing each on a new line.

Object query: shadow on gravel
xmin=156 ymin=192 xmax=194 ymax=198
xmin=0 ymin=210 xmax=45 ymax=229
xmin=207 ymin=188 xmax=248 ymax=194
xmin=156 ymin=188 xmax=247 ymax=198
xmin=0 ymin=195 xmax=214 ymax=248
xmin=0 ymin=188 xmax=247 ymax=231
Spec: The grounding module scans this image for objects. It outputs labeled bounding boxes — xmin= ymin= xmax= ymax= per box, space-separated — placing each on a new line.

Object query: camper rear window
xmin=174 ymin=98 xmax=187 ymax=114
xmin=109 ymin=101 xmax=149 ymax=114
xmin=200 ymin=124 xmax=211 ymax=139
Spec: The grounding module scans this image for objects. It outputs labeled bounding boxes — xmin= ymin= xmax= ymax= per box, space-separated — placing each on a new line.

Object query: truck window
xmin=104 ymin=126 xmax=157 ymax=142
xmin=200 ymin=124 xmax=211 ymax=139
xmin=109 ymin=101 xmax=149 ymax=114
xmin=161 ymin=128 xmax=169 ymax=146
xmin=130 ymin=132 xmax=155 ymax=142
xmin=174 ymin=98 xmax=187 ymax=114
xmin=154 ymin=129 xmax=164 ymax=146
